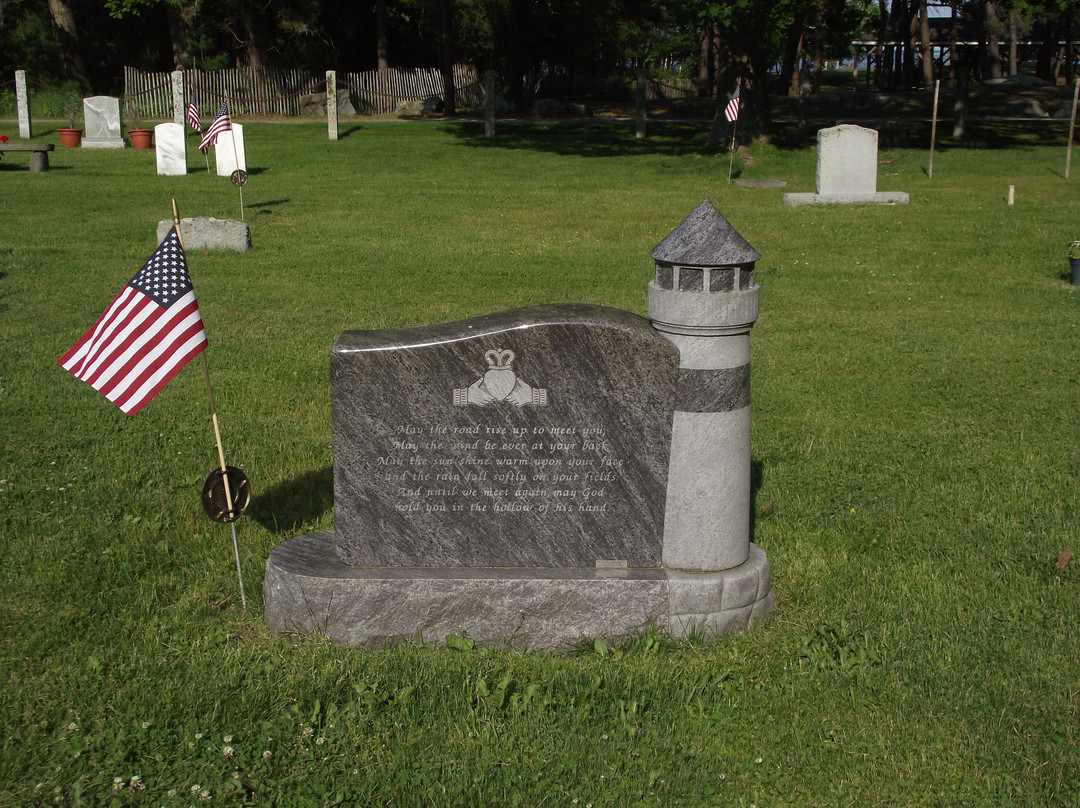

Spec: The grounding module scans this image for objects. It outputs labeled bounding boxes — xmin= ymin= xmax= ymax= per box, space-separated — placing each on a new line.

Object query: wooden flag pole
xmin=1066 ymin=77 xmax=1079 ymax=179
xmin=170 ymin=199 xmax=247 ymax=609
xmin=728 ymin=116 xmax=738 ymax=183
xmin=929 ymin=79 xmax=940 ymax=179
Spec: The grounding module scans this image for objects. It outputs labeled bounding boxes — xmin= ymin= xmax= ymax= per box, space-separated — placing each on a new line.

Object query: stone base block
xmin=82 ymin=139 xmax=126 ymax=149
xmin=157 ymin=217 xmax=251 ymax=252
xmin=782 ymin=191 xmax=909 ymax=207
xmin=263 ymin=531 xmax=772 ymax=651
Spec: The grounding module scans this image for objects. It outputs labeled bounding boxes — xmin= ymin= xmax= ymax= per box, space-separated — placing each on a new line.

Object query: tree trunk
xmin=780 ymin=19 xmax=805 ymax=97
xmin=811 ymin=0 xmax=824 ymax=93
xmin=985 ymin=1 xmax=1002 ymax=78
xmin=504 ymin=0 xmax=528 ymax=111
xmin=919 ymin=0 xmax=933 ymax=87
xmin=166 ymin=3 xmax=193 ymax=70
xmin=949 ymin=0 xmax=959 ymax=86
xmin=440 ymin=0 xmax=456 ymax=115
xmin=811 ymin=0 xmax=824 ymax=94
xmin=698 ymin=28 xmax=712 ymax=96
xmin=47 ymin=0 xmax=91 ymax=91
xmin=237 ymin=0 xmax=263 ymax=69
xmin=1009 ymin=12 xmax=1018 ymax=75
xmin=376 ymin=0 xmax=389 ymax=72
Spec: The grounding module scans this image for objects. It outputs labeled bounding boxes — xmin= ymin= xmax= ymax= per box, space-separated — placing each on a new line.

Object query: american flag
xmin=725 ymin=85 xmax=740 ymax=123
xmin=198 ymin=101 xmax=231 ymax=151
xmin=186 ymin=98 xmax=201 ymax=132
xmin=58 ymin=227 xmax=207 ymax=416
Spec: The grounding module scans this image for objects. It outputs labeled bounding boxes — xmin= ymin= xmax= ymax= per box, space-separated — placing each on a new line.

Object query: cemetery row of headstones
xmin=11 ymin=70 xmax=246 ymax=177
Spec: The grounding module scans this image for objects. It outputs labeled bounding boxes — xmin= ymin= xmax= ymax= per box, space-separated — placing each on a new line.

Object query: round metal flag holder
xmin=201 ymin=466 xmax=251 ymax=523
xmin=230 ymin=169 xmax=248 ymax=187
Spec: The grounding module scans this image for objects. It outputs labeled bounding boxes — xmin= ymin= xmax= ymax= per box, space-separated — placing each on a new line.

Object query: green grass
xmin=2 ymin=118 xmax=1079 ymax=806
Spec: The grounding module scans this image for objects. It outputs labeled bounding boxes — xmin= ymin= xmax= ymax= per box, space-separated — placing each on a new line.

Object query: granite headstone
xmin=155 ymin=123 xmax=187 ymax=175
xmin=783 ymin=124 xmax=908 ymax=206
xmin=82 ymin=96 xmax=125 ymax=149
xmin=263 ymin=202 xmax=775 ymax=650
xmin=332 ymin=305 xmax=679 ymax=568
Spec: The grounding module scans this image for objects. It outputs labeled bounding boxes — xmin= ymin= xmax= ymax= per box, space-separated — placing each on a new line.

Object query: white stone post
xmin=648 ymin=200 xmax=762 ymax=572
xmin=172 ymin=70 xmax=185 ymax=126
xmin=15 ymin=70 xmax=31 ymax=139
xmin=327 ymin=70 xmax=338 ymax=141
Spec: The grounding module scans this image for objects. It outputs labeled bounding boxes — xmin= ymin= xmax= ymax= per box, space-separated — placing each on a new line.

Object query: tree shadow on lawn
xmin=441 ymin=119 xmax=721 ymax=158
xmin=768 ymin=118 xmax=1070 ymax=152
xmin=250 ymin=466 xmax=333 ymax=534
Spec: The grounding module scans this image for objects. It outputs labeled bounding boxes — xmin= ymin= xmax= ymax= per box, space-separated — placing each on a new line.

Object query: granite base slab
xmin=263 ymin=531 xmax=773 ymax=651
xmin=82 ymin=139 xmax=126 ymax=149
xmin=156 ymin=217 xmax=251 ymax=252
xmin=782 ymin=191 xmax=909 ymax=207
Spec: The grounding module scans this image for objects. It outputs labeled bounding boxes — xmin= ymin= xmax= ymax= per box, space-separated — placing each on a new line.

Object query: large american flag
xmin=198 ymin=101 xmax=231 ymax=151
xmin=186 ymin=97 xmax=201 ymax=132
xmin=725 ymin=85 xmax=740 ymax=123
xmin=58 ymin=227 xmax=207 ymax=416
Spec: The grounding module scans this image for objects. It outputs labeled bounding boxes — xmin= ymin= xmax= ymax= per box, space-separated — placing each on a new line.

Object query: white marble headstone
xmin=82 ymin=96 xmax=125 ymax=149
xmin=215 ymin=123 xmax=246 ymax=177
xmin=816 ymin=124 xmax=877 ymax=195
xmin=155 ymin=123 xmax=187 ymax=175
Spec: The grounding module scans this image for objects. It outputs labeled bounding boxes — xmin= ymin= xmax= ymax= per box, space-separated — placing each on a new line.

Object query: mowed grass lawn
xmin=1 ymin=117 xmax=1078 ymax=806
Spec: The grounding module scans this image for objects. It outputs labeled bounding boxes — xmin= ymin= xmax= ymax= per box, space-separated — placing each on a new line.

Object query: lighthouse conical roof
xmin=649 ymin=200 xmax=761 ymax=266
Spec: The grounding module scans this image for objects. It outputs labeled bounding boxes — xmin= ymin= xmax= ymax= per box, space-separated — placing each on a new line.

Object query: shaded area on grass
xmin=250 ymin=466 xmax=333 ymax=534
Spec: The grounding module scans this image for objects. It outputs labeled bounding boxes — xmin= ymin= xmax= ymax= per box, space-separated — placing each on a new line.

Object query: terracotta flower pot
xmin=57 ymin=128 xmax=82 ymax=148
xmin=128 ymin=128 xmax=153 ymax=149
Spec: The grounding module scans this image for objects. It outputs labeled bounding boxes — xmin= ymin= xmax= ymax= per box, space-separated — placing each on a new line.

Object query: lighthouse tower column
xmin=647 ymin=201 xmax=762 ymax=572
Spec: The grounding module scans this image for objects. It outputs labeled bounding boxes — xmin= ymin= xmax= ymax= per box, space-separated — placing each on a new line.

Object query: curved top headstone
xmin=649 ymin=200 xmax=761 ymax=267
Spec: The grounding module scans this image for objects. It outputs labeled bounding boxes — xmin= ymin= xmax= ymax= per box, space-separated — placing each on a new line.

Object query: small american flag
xmin=725 ymin=85 xmax=740 ymax=123
xmin=186 ymin=98 xmax=201 ymax=132
xmin=58 ymin=227 xmax=207 ymax=416
xmin=198 ymin=101 xmax=231 ymax=151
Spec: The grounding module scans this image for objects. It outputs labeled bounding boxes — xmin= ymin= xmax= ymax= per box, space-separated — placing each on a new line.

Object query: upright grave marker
xmin=15 ymin=70 xmax=31 ymax=139
xmin=215 ymin=123 xmax=246 ymax=177
xmin=264 ymin=201 xmax=774 ymax=649
xmin=82 ymin=96 xmax=126 ymax=148
xmin=327 ymin=70 xmax=339 ymax=141
xmin=171 ymin=70 xmax=185 ymax=126
xmin=783 ymin=124 xmax=908 ymax=206
xmin=155 ymin=123 xmax=187 ymax=175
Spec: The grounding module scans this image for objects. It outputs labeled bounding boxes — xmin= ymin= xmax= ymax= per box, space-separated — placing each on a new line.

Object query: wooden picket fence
xmin=124 ymin=65 xmax=483 ymax=119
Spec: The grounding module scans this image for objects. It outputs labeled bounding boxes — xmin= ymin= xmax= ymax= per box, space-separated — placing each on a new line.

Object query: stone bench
xmin=0 ymin=142 xmax=55 ymax=172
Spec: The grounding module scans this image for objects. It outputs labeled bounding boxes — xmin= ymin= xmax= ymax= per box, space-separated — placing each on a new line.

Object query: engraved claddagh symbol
xmin=482 ymin=349 xmax=517 ymax=401
xmin=453 ymin=348 xmax=549 ymax=407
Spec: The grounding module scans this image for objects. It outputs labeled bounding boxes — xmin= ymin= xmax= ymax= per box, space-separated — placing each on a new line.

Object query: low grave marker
xmin=82 ymin=96 xmax=126 ymax=149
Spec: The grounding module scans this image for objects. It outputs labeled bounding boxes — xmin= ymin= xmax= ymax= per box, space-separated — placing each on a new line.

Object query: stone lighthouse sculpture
xmin=647 ymin=200 xmax=770 ymax=600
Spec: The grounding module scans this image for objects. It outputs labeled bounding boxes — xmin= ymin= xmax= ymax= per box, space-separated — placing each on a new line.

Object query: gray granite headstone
xmin=82 ymin=96 xmax=125 ymax=149
xmin=783 ymin=124 xmax=908 ymax=206
xmin=331 ymin=305 xmax=679 ymax=568
xmin=155 ymin=123 xmax=186 ymax=175
xmin=816 ymin=124 xmax=877 ymax=195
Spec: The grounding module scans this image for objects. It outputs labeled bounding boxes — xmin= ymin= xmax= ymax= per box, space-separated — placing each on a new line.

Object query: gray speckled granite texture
xmin=330 ymin=304 xmax=679 ymax=568
xmin=263 ymin=531 xmax=774 ymax=650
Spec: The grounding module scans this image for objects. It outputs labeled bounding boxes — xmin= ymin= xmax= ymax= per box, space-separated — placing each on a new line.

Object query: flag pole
xmin=728 ymin=118 xmax=738 ymax=183
xmin=1066 ymin=76 xmax=1079 ymax=179
xmin=928 ymin=79 xmax=940 ymax=179
xmin=727 ymin=85 xmax=740 ymax=183
xmin=224 ymin=99 xmax=245 ymax=221
xmin=170 ymin=198 xmax=247 ymax=609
